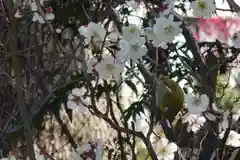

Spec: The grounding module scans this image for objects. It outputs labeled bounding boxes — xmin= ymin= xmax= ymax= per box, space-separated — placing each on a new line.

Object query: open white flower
xmin=32 ymin=11 xmax=54 ymax=23
xmin=150 ymin=124 xmax=166 ymax=146
xmin=118 ymin=38 xmax=147 ymax=63
xmin=67 ymin=88 xmax=89 ymax=112
xmin=32 ymin=13 xmax=45 ymax=23
xmin=122 ymin=24 xmax=141 ymax=41
xmin=95 ymin=56 xmax=124 ymax=81
xmin=14 ymin=9 xmax=22 ymax=18
xmin=219 ymin=130 xmax=240 ymax=147
xmin=154 ymin=137 xmax=178 ymax=160
xmin=184 ymin=93 xmax=209 ymax=114
xmin=182 ymin=113 xmax=206 ymax=133
xmin=153 ymin=14 xmax=182 ymax=44
xmin=45 ymin=10 xmax=55 ymax=20
xmin=190 ymin=0 xmax=216 ymax=18
xmin=78 ymin=22 xmax=106 ymax=46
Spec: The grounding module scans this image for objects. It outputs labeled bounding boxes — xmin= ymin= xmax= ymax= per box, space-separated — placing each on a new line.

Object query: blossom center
xmin=106 ymin=63 xmax=115 ymax=71
xmin=164 ymin=25 xmax=173 ymax=34
xmin=128 ymin=27 xmax=137 ymax=34
xmin=73 ymin=96 xmax=81 ymax=105
xmin=197 ymin=1 xmax=206 ymax=10
xmin=131 ymin=44 xmax=139 ymax=51
xmin=160 ymin=147 xmax=168 ymax=154
xmin=193 ymin=96 xmax=201 ymax=106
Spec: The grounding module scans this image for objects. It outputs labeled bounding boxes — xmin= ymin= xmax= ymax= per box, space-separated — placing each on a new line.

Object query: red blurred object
xmin=187 ymin=17 xmax=240 ymax=68
xmin=189 ymin=17 xmax=240 ymax=44
xmin=46 ymin=7 xmax=53 ymax=13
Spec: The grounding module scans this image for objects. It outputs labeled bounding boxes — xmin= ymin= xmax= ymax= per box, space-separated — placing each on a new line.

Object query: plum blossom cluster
xmin=130 ymin=110 xmax=178 ymax=159
xmin=144 ymin=14 xmax=182 ymax=48
xmin=31 ymin=0 xmax=55 ymax=23
xmin=77 ymin=11 xmax=183 ymax=82
xmin=183 ymin=92 xmax=240 ymax=147
xmin=218 ymin=103 xmax=240 ymax=147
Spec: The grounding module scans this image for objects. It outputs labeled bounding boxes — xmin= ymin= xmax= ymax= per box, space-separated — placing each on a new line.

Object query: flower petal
xmin=46 ymin=13 xmax=55 ymax=20
xmin=167 ymin=142 xmax=178 ymax=152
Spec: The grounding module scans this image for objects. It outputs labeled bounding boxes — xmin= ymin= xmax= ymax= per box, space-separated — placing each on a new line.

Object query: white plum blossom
xmin=182 ymin=113 xmax=206 ymax=133
xmin=219 ymin=130 xmax=240 ymax=147
xmin=31 ymin=2 xmax=38 ymax=11
xmin=32 ymin=13 xmax=45 ymax=23
xmin=184 ymin=93 xmax=209 ymax=114
xmin=229 ymin=68 xmax=240 ymax=88
xmin=94 ymin=55 xmax=124 ymax=81
xmin=118 ymin=38 xmax=147 ymax=64
xmin=154 ymin=137 xmax=178 ymax=160
xmin=67 ymin=88 xmax=89 ymax=112
xmin=56 ymin=28 xmax=62 ymax=33
xmin=14 ymin=9 xmax=22 ymax=18
xmin=153 ymin=14 xmax=182 ymax=44
xmin=78 ymin=22 xmax=106 ymax=46
xmin=32 ymin=8 xmax=55 ymax=23
xmin=122 ymin=24 xmax=141 ymax=42
xmin=31 ymin=0 xmax=54 ymax=23
xmin=150 ymin=124 xmax=166 ymax=146
xmin=190 ymin=0 xmax=216 ymax=18
xmin=45 ymin=8 xmax=55 ymax=20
